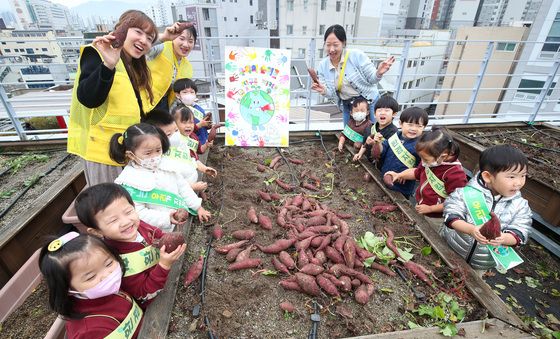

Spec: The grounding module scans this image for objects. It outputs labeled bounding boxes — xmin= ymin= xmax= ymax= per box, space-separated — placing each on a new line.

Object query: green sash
xmin=180 ymin=134 xmax=199 ymax=153
xmin=122 ymin=185 xmax=197 ymax=215
xmin=120 ymin=246 xmax=160 ymax=277
xmin=342 ymin=125 xmax=364 ymax=144
xmin=166 ymin=146 xmax=196 ymax=166
xmin=189 ymin=105 xmax=205 ymax=121
xmin=370 ymin=124 xmax=377 ymax=136
xmin=104 ymin=298 xmax=143 ymax=339
xmin=425 ymin=166 xmax=448 ymax=198
xmin=388 ymin=134 xmax=416 ymax=169
xmin=463 ymin=186 xmax=523 ymax=272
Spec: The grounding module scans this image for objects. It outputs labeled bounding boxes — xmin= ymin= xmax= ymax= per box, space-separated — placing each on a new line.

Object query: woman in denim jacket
xmin=311 ymin=24 xmax=395 ymax=125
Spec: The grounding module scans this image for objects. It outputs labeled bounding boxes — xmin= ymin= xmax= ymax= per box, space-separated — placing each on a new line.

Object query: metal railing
xmin=1 ymin=35 xmax=559 ymax=141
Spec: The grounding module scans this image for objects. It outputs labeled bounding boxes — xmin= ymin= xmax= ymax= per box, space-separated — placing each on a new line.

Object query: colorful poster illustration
xmin=224 ymin=46 xmax=291 ymax=147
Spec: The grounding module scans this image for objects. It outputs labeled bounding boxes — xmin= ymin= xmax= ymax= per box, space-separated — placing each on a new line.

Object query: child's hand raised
xmin=158 ymin=243 xmax=187 ymax=270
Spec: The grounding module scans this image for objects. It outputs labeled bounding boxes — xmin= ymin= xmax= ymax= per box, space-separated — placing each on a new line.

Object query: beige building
xmin=435 ymin=26 xmax=529 ymax=118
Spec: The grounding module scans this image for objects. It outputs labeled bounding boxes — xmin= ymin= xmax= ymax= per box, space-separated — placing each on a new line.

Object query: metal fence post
xmin=207 ymin=39 xmax=219 ymax=124
xmin=0 ymin=85 xmax=27 ymax=141
xmin=394 ymin=40 xmax=411 ymax=102
xmin=463 ymin=41 xmax=494 ymax=123
xmin=305 ymin=37 xmax=316 ymax=131
xmin=528 ymin=59 xmax=560 ymax=123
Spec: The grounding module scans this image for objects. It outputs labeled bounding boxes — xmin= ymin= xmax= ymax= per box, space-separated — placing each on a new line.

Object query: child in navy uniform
xmin=373 ymin=106 xmax=429 ymax=198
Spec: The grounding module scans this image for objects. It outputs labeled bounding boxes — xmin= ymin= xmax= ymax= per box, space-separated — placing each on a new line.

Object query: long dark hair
xmin=109 ymin=122 xmax=170 ymax=164
xmin=38 ymin=235 xmax=124 ymax=319
xmin=115 ymin=10 xmax=157 ymax=106
xmin=416 ymin=128 xmax=460 ymax=159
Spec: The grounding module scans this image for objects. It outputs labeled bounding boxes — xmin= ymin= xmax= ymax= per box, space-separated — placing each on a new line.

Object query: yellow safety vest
xmin=144 ymin=41 xmax=193 ymax=110
xmin=67 ymin=45 xmax=142 ymax=166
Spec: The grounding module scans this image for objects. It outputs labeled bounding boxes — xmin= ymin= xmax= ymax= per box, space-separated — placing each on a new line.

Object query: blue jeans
xmin=341 ymin=97 xmax=377 ymax=126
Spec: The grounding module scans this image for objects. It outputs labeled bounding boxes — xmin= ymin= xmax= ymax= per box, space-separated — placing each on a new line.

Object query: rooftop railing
xmin=0 ymin=35 xmax=559 ymax=141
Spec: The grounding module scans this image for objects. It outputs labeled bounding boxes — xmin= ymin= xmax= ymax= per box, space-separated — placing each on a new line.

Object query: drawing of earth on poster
xmin=224 ymin=46 xmax=291 ymax=147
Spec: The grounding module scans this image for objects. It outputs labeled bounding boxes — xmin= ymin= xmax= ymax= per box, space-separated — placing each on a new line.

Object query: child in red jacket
xmin=75 ymin=183 xmax=186 ymax=308
xmin=386 ymin=129 xmax=467 ymax=230
xmin=39 ymin=232 xmax=144 ymax=338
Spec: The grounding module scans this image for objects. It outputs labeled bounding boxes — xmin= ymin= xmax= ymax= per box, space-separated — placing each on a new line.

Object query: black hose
xmin=275 ymin=147 xmax=300 ymax=187
xmin=205 ymin=315 xmax=216 ymax=339
xmin=317 ymin=130 xmax=343 ymax=180
xmin=308 ymin=300 xmax=320 ymax=339
xmin=0 ymin=154 xmax=70 ymax=219
xmin=290 ymin=138 xmax=321 ymax=144
xmin=199 ymin=239 xmax=213 ymax=305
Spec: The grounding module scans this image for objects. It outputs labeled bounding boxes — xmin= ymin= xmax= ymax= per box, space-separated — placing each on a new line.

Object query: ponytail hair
xmin=109 ymin=123 xmax=170 ymax=164
xmin=416 ymin=128 xmax=460 ymax=159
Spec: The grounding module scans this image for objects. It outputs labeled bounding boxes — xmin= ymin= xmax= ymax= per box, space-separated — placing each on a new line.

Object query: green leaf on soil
xmin=363 ymin=257 xmax=375 ymax=268
xmin=325 ymin=172 xmax=335 ymax=179
xmin=380 ymin=288 xmax=394 ymax=293
xmin=421 ymin=246 xmax=432 ymax=256
xmin=493 ymin=289 xmax=502 ymax=296
xmin=494 ymin=284 xmax=506 ymax=290
xmin=398 ymin=248 xmax=414 ymax=262
xmin=263 ymin=158 xmax=271 ymax=166
xmin=407 ymin=321 xmax=421 ymax=329
xmin=506 ymin=277 xmax=522 ymax=284
xmin=440 ymin=323 xmax=458 ymax=337
xmin=525 ymin=276 xmax=541 ymax=288
xmin=0 ymin=189 xmax=17 ymax=199
xmin=550 ymin=289 xmax=560 ymax=297
xmin=260 ymin=270 xmax=277 ymax=276
xmin=547 ymin=314 xmax=560 ymax=326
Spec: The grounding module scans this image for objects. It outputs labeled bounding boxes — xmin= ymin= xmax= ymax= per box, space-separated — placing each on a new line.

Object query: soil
xmin=0 ymin=150 xmax=79 ymax=232
xmin=455 ymin=125 xmax=560 ymax=190
xmin=0 ymin=280 xmax=58 ymax=338
xmin=169 ymin=138 xmax=486 ymax=338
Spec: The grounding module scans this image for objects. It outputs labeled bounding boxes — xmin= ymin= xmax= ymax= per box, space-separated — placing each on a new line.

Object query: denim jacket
xmin=316 ymin=48 xmax=382 ymax=106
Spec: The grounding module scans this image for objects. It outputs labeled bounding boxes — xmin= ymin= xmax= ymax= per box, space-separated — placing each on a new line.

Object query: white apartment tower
xmin=10 ymin=0 xmax=74 ymax=30
xmin=475 ymin=0 xmax=543 ymax=26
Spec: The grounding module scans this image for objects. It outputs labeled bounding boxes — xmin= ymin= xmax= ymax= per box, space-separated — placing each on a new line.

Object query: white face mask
xmin=168 ymin=131 xmax=182 ymax=147
xmin=180 ymin=93 xmax=196 ymax=106
xmin=352 ymin=111 xmax=367 ymax=122
xmin=69 ymin=264 xmax=122 ymax=299
xmin=422 ymin=161 xmax=439 ymax=168
xmin=135 ymin=154 xmax=162 ymax=171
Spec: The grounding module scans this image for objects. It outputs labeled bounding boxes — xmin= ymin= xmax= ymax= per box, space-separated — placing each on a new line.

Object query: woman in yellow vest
xmin=67 ymin=10 xmax=185 ymax=185
xmin=147 ymin=23 xmax=197 ymax=110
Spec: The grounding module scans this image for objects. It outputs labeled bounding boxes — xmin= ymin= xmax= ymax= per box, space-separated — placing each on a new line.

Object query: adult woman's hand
xmin=159 ymin=22 xmax=189 ymax=42
xmin=376 ymin=56 xmax=395 ymax=77
xmin=311 ymin=81 xmax=326 ymax=95
xmin=93 ymin=34 xmax=122 ymax=70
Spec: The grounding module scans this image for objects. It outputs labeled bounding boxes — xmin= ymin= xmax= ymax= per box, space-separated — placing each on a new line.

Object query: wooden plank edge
xmin=0 ymin=160 xmax=84 ymax=248
xmin=340 ymin=138 xmax=528 ymax=330
xmin=346 ymin=318 xmax=532 ymax=339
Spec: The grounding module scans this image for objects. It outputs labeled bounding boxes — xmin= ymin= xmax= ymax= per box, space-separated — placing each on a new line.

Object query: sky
xmin=0 ymin=0 xmax=151 ymax=11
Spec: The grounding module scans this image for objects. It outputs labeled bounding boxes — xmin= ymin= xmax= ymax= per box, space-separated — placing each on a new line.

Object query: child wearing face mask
xmin=39 ymin=232 xmax=144 ymax=338
xmin=173 ymin=78 xmax=213 ymax=154
xmin=143 ymin=109 xmax=215 ymax=192
xmin=441 ymin=145 xmax=532 ymax=273
xmin=109 ymin=123 xmax=211 ymax=232
xmin=338 ymin=96 xmax=372 ymax=152
xmin=75 ymin=183 xmax=186 ymax=309
xmin=373 ymin=106 xmax=429 ymax=198
xmin=385 ymin=129 xmax=467 ymax=230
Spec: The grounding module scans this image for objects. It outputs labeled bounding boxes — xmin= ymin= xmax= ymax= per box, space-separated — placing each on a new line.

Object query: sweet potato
xmin=247 ymin=206 xmax=258 ymax=224
xmin=152 ymin=232 xmax=185 ymax=253
xmin=207 ymin=122 xmax=224 ymax=143
xmin=354 ymin=258 xmax=364 ymax=269
xmin=383 ymin=173 xmax=394 ymax=187
xmin=297 ymin=231 xmax=317 ymax=240
xmin=343 ymin=238 xmax=356 ymax=269
xmin=257 ymin=190 xmax=272 ymax=202
xmin=269 ymin=155 xmax=282 ymax=168
xmin=322 ymin=272 xmax=346 ymax=289
xmin=339 ymin=275 xmax=352 ymax=292
xmin=316 ymin=274 xmax=340 ymax=297
xmin=288 ymin=157 xmax=304 ymax=165
xmin=257 ymin=164 xmax=266 ymax=172
xmin=315 ymin=250 xmax=327 ymax=265
xmin=355 ymin=246 xmax=374 ymax=260
xmin=279 ymin=279 xmax=302 ymax=292
xmin=279 ymin=251 xmax=296 ymax=269
xmin=310 ymin=235 xmax=324 ymax=248
xmin=258 ymin=214 xmax=273 ymax=230
xmin=279 ymin=301 xmax=295 ymax=313
xmin=328 ymin=264 xmax=373 ymax=284
xmin=174 ymin=21 xmax=195 ymax=34
xmin=371 ymin=204 xmax=398 ymax=214
xmin=275 ymin=179 xmax=294 ymax=192
xmin=306 ymin=226 xmax=337 ymax=234
xmin=403 ymin=260 xmax=431 ymax=284
xmin=231 ymin=229 xmax=256 ymax=240
xmin=272 ymin=257 xmax=290 ymax=274
xmin=277 ymin=207 xmax=288 ymax=227
xmin=235 ymin=245 xmax=254 ymax=263
xmin=301 ymin=182 xmax=319 ymax=191
xmin=270 ymin=193 xmax=281 ymax=201
xmin=227 ymin=258 xmax=262 ymax=271
xmin=295 ymin=273 xmax=321 ymax=296
xmin=383 ymin=227 xmax=401 ymax=259
xmin=301 ymin=199 xmax=312 ymax=211
xmin=325 ymin=246 xmax=345 ymax=264
xmin=212 ymin=225 xmax=224 ymax=239
xmin=292 ymin=194 xmax=304 ymax=207
xmin=354 ymin=284 xmax=372 ymax=304
xmin=226 ymin=247 xmax=243 ymax=262
xmin=309 ymin=257 xmax=321 ymax=266
xmin=297 ymin=249 xmax=309 ymax=268
xmin=314 ymin=234 xmax=332 ymax=253
xmin=369 ymin=262 xmax=397 ymax=277
xmin=363 ymin=173 xmax=372 ymax=182
xmin=215 ymin=240 xmax=249 ymax=254
xmin=306 ymin=210 xmax=328 ymax=218
xmin=111 ymin=18 xmax=134 ymax=48
xmin=351 ymin=279 xmax=361 ymax=288
xmin=479 ymin=212 xmax=501 ymax=240
xmin=183 ymin=255 xmax=204 ymax=287
xmin=336 ymin=213 xmax=352 ymax=219
xmin=299 ymin=263 xmax=324 ymax=276
xmin=308 ymin=68 xmax=319 ymax=84
xmin=173 ymin=208 xmax=190 ymax=223
xmin=256 ymin=238 xmax=296 ymax=254
xmin=295 ymin=236 xmax=315 ymax=251
xmin=333 ymin=235 xmax=348 ymax=253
